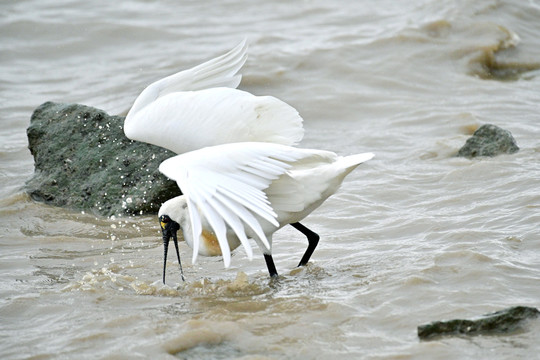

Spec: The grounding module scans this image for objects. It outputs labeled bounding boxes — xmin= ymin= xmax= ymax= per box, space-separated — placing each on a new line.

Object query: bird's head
xmin=159 ymin=214 xmax=179 ymax=240
xmin=159 ymin=213 xmax=184 ymax=284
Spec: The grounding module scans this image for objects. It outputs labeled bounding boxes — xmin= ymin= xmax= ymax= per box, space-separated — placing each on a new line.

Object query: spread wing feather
xmin=159 ymin=142 xmax=307 ymax=266
xmin=127 ymin=40 xmax=247 ymax=120
xmin=125 ymin=41 xmax=304 ymax=155
xmin=155 ymin=39 xmax=247 ymax=95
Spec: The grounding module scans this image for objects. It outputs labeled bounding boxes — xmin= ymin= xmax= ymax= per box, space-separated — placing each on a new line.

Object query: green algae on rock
xmin=418 ymin=306 xmax=539 ymax=340
xmin=457 ymin=124 xmax=519 ymax=158
xmin=26 ymin=102 xmax=181 ymax=217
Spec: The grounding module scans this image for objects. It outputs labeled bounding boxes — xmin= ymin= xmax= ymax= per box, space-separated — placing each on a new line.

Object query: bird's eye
xmin=159 ymin=215 xmax=171 ymax=229
xmin=159 ymin=215 xmax=170 ymax=223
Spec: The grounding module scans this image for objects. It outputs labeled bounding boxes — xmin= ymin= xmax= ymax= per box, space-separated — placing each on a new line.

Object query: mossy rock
xmin=418 ymin=306 xmax=539 ymax=340
xmin=26 ymin=102 xmax=181 ymax=217
xmin=457 ymin=124 xmax=519 ymax=158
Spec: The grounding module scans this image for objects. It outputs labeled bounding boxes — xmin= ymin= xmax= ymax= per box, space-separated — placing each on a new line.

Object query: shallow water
xmin=1 ymin=0 xmax=540 ymax=359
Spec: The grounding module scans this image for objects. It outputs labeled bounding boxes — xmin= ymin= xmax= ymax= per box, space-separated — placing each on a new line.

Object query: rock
xmin=418 ymin=306 xmax=540 ymax=340
xmin=26 ymin=102 xmax=181 ymax=217
xmin=457 ymin=124 xmax=519 ymax=158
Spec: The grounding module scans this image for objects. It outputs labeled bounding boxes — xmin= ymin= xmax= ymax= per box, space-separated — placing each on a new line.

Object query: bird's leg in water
xmin=172 ymin=232 xmax=185 ymax=281
xmin=264 ymin=254 xmax=278 ymax=277
xmin=290 ymin=222 xmax=320 ymax=267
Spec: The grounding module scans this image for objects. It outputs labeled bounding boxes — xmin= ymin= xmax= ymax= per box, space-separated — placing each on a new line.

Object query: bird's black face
xmin=159 ymin=215 xmax=185 ymax=284
xmin=160 ymin=214 xmax=179 ymax=238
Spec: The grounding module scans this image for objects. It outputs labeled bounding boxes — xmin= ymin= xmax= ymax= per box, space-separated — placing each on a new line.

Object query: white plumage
xmin=124 ymin=40 xmax=304 ymax=154
xmin=158 ymin=142 xmax=374 ymax=269
xmin=124 ymin=41 xmax=374 ymax=280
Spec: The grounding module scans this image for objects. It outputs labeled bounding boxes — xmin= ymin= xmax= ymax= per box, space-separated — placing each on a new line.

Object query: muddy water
xmin=1 ymin=0 xmax=540 ymax=359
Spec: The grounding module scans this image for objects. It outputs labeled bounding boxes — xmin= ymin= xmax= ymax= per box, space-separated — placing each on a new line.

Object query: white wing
xmin=126 ymin=40 xmax=247 ymax=120
xmin=125 ymin=41 xmax=304 ymax=154
xmin=266 ymin=152 xmax=375 ymax=220
xmin=158 ymin=142 xmax=310 ymax=267
xmin=127 ymin=87 xmax=304 ymax=154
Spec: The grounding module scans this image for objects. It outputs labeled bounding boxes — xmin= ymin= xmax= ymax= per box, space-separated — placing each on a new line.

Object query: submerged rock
xmin=26 ymin=102 xmax=181 ymax=217
xmin=457 ymin=124 xmax=519 ymax=158
xmin=418 ymin=306 xmax=540 ymax=340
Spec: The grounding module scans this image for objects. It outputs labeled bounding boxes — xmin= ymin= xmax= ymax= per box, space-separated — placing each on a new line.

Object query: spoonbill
xmin=123 ymin=41 xmax=373 ymax=281
xmin=158 ymin=142 xmax=374 ymax=282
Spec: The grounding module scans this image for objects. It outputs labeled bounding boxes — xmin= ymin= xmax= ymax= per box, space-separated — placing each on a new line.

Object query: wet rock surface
xmin=26 ymin=102 xmax=181 ymax=217
xmin=457 ymin=124 xmax=519 ymax=158
xmin=418 ymin=306 xmax=540 ymax=340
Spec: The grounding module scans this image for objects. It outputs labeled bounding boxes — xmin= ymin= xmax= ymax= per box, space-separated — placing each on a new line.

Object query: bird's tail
xmin=338 ymin=152 xmax=375 ymax=175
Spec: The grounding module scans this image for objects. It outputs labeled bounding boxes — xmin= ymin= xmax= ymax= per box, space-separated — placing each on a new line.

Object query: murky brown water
xmin=1 ymin=0 xmax=540 ymax=359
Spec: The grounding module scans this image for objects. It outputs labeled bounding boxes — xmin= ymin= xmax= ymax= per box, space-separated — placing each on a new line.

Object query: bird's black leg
xmin=290 ymin=222 xmax=320 ymax=267
xmin=264 ymin=254 xmax=278 ymax=277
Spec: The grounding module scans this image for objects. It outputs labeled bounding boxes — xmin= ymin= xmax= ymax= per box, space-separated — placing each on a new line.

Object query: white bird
xmin=123 ymin=41 xmax=373 ymax=282
xmin=158 ymin=142 xmax=374 ymax=282
xmin=124 ymin=40 xmax=304 ymax=154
